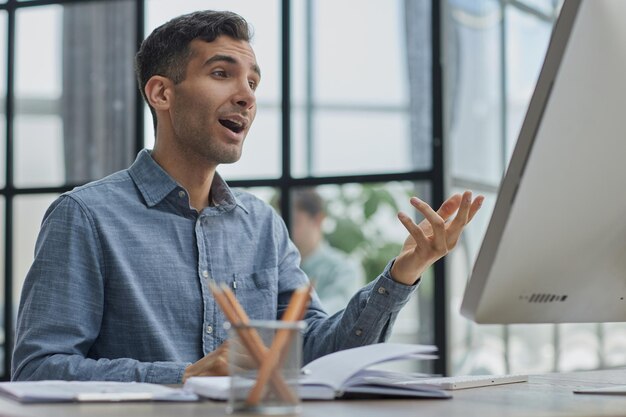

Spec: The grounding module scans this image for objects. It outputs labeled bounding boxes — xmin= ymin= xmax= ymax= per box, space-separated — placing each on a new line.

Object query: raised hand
xmin=390 ymin=191 xmax=484 ymax=285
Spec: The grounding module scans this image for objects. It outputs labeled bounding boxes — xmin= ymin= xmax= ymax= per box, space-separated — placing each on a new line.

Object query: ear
xmin=144 ymin=75 xmax=173 ymax=111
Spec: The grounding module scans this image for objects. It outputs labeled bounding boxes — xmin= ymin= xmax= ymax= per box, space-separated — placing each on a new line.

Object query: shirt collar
xmin=128 ymin=149 xmax=249 ymax=213
xmin=129 ymin=150 xmax=178 ymax=207
xmin=207 ymin=171 xmax=249 ymax=213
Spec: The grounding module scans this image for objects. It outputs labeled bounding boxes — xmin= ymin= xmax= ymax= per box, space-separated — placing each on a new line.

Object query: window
xmin=1 ymin=0 xmax=137 ymax=379
xmin=1 ymin=0 xmax=441 ymax=380
xmin=291 ymin=0 xmax=423 ymax=178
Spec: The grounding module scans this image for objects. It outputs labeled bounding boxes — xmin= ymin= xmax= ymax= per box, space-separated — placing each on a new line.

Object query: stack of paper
xmin=0 ymin=381 xmax=198 ymax=403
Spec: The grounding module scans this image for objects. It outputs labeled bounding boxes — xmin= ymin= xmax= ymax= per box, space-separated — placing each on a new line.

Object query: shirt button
xmin=178 ymin=190 xmax=186 ymax=198
xmin=377 ymin=287 xmax=387 ymax=295
xmin=355 ymin=329 xmax=363 ymax=336
xmin=206 ymin=325 xmax=213 ymax=334
xmin=202 ymin=270 xmax=209 ymax=278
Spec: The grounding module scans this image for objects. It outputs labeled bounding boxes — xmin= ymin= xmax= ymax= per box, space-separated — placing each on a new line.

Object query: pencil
xmin=246 ymin=284 xmax=312 ymax=405
xmin=208 ymin=281 xmax=297 ymax=404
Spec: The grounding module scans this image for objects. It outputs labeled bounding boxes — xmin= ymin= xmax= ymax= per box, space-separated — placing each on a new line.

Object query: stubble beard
xmin=203 ymin=138 xmax=243 ymax=165
xmin=172 ymin=110 xmax=245 ymax=166
xmin=183 ymin=133 xmax=244 ymax=167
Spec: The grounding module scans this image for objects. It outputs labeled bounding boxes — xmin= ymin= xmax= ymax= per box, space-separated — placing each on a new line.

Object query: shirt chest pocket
xmin=231 ymin=267 xmax=278 ymax=321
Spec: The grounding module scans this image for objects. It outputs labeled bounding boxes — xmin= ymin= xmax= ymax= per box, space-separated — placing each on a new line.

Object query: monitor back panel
xmin=461 ymin=0 xmax=626 ymax=324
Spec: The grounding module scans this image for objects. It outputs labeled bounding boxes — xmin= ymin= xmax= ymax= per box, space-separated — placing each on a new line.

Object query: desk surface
xmin=1 ymin=369 xmax=625 ymax=417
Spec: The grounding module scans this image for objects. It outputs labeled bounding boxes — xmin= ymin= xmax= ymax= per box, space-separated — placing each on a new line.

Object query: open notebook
xmin=185 ymin=343 xmax=451 ymax=400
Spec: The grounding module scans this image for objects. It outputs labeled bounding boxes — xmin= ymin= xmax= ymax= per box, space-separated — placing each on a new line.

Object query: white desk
xmin=1 ymin=369 xmax=625 ymax=416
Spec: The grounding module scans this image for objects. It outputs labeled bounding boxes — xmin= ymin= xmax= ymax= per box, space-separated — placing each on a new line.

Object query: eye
xmin=248 ymin=80 xmax=258 ymax=91
xmin=211 ymin=70 xmax=227 ymax=78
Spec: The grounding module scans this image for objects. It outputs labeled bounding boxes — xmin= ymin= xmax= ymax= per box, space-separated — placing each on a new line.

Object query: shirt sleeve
xmin=302 ymin=260 xmax=418 ymax=364
xmin=270 ymin=211 xmax=418 ymax=365
xmin=11 ymin=195 xmax=188 ymax=383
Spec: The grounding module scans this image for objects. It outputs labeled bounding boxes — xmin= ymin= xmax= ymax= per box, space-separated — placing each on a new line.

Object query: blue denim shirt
xmin=12 ymin=150 xmax=417 ymax=383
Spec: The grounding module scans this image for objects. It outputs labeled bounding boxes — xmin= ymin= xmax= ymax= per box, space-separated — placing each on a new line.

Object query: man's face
xmin=292 ymin=209 xmax=313 ymax=251
xmin=168 ymin=36 xmax=260 ymax=166
xmin=291 ymin=209 xmax=323 ymax=253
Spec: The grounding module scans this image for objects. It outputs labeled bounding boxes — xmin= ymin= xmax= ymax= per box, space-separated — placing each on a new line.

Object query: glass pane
xmin=294 ymin=110 xmax=410 ymax=177
xmin=289 ymin=182 xmax=433 ymax=371
xmin=508 ymin=324 xmax=556 ymax=373
xmin=144 ymin=0 xmax=281 ymax=180
xmin=445 ymin=0 xmax=504 ymax=186
xmin=0 ymin=12 xmax=6 ymax=188
xmin=15 ymin=2 xmax=136 ymax=188
xmin=515 ymin=0 xmax=560 ymax=17
xmin=449 ymin=321 xmax=507 ymax=375
xmin=447 ymin=3 xmax=559 ymax=376
xmin=0 ymin=198 xmax=4 ymax=377
xmin=12 ymin=194 xmax=59 ymax=360
xmin=602 ymin=323 xmax=626 ymax=368
xmin=0 ymin=115 xmax=7 ymax=188
xmin=292 ymin=0 xmax=432 ymax=177
xmin=310 ymin=0 xmax=408 ymax=106
xmin=144 ymin=106 xmax=154 ymax=151
xmin=557 ymin=323 xmax=600 ymax=372
xmin=447 ymin=189 xmax=502 ymax=375
xmin=14 ymin=115 xmax=64 ymax=186
xmin=232 ymin=186 xmax=277 ymax=206
xmin=505 ymin=6 xmax=553 ymax=161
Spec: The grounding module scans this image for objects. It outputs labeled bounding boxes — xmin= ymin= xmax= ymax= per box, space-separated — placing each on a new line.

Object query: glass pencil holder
xmin=226 ymin=320 xmax=305 ymax=415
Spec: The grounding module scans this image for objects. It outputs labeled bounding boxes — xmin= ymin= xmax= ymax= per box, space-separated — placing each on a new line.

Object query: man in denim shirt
xmin=12 ymin=10 xmax=483 ymax=384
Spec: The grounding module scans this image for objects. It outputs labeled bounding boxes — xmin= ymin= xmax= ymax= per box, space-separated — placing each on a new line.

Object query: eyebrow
xmin=203 ymin=54 xmax=261 ymax=79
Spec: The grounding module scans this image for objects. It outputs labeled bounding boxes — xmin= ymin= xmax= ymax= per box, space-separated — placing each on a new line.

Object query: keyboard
xmin=399 ymin=374 xmax=529 ymax=390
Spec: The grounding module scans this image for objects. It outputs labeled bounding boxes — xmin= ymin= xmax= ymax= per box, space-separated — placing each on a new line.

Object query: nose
xmin=233 ymin=79 xmax=256 ymax=110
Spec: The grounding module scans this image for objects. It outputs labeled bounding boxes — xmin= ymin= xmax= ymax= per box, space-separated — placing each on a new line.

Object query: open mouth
xmin=219 ymin=119 xmax=245 ymax=134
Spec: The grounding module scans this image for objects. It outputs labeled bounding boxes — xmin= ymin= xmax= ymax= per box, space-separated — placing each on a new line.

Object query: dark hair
xmin=135 ymin=10 xmax=252 ymax=131
xmin=293 ymin=188 xmax=325 ymax=217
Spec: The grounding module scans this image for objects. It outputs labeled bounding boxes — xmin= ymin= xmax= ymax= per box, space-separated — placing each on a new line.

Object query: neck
xmin=151 ymin=142 xmax=216 ymax=211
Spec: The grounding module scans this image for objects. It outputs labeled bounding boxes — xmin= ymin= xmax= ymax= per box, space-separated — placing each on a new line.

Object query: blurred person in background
xmin=292 ymin=188 xmax=364 ymax=315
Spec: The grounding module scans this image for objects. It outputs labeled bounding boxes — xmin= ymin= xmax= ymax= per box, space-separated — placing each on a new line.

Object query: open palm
xmin=390 ymin=191 xmax=484 ymax=285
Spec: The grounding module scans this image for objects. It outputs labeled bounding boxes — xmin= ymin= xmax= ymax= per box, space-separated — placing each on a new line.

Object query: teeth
xmin=226 ymin=119 xmax=242 ymax=127
xmin=219 ymin=119 xmax=244 ymax=133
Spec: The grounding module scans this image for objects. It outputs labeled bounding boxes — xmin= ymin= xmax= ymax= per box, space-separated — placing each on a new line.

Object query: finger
xmin=410 ymin=197 xmax=446 ymax=251
xmin=226 ymin=337 xmax=260 ymax=371
xmin=467 ymin=195 xmax=484 ymax=223
xmin=445 ymin=191 xmax=472 ymax=248
xmin=398 ymin=211 xmax=429 ymax=245
xmin=230 ymin=347 xmax=255 ymax=371
xmin=196 ymin=347 xmax=230 ymax=376
xmin=447 ymin=191 xmax=472 ymax=233
xmin=436 ymin=193 xmax=462 ymax=221
xmin=212 ymin=354 xmax=229 ymax=376
xmin=418 ymin=194 xmax=462 ymax=234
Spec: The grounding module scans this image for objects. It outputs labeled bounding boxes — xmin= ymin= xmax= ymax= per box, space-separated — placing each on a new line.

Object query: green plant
xmin=325 ymin=184 xmax=411 ymax=283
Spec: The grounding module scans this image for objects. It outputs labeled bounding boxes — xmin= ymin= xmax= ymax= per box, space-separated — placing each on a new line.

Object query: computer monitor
xmin=460 ymin=0 xmax=626 ymax=324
